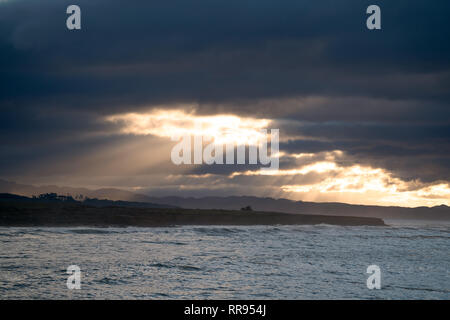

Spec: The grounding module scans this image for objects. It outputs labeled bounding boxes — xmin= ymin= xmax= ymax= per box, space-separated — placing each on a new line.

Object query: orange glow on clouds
xmin=233 ymin=153 xmax=450 ymax=207
xmin=106 ymin=110 xmax=450 ymax=207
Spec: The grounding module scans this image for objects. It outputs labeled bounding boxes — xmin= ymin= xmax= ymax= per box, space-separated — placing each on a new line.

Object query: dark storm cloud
xmin=279 ymin=120 xmax=450 ymax=182
xmin=1 ymin=0 xmax=449 ymax=109
xmin=0 ymin=0 xmax=449 ymax=187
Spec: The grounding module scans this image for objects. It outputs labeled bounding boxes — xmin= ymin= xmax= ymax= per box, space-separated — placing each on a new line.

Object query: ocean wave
xmin=149 ymin=263 xmax=202 ymax=271
xmin=67 ymin=229 xmax=120 ymax=235
xmin=192 ymin=227 xmax=245 ymax=236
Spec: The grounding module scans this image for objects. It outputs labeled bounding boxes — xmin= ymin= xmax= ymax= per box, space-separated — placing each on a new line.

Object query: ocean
xmin=0 ymin=221 xmax=449 ymax=299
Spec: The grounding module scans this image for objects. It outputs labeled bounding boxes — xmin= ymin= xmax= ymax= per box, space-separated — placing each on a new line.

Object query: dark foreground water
xmin=0 ymin=221 xmax=449 ymax=299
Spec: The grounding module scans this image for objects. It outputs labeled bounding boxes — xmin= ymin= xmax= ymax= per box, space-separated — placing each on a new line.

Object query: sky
xmin=1 ymin=0 xmax=450 ymax=207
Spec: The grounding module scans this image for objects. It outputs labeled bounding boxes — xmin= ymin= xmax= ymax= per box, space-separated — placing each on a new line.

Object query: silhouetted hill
xmin=0 ymin=180 xmax=152 ymax=202
xmin=0 ymin=193 xmax=175 ymax=209
xmin=81 ymin=197 xmax=177 ymax=209
xmin=0 ymin=193 xmax=31 ymax=202
xmin=0 ymin=201 xmax=386 ymax=227
xmin=1 ymin=179 xmax=449 ymax=220
xmin=144 ymin=196 xmax=450 ymax=221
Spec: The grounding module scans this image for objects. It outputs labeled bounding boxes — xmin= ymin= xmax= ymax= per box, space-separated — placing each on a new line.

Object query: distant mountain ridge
xmin=151 ymin=196 xmax=450 ymax=221
xmin=0 ymin=179 xmax=449 ymax=220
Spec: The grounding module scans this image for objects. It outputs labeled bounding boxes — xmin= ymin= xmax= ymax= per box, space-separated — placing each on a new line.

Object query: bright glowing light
xmin=416 ymin=184 xmax=450 ymax=198
xmin=106 ymin=109 xmax=271 ymax=146
xmin=105 ymin=110 xmax=450 ymax=207
xmin=231 ymin=161 xmax=338 ymax=176
xmin=280 ymin=164 xmax=450 ymax=207
xmin=231 ymin=150 xmax=450 ymax=207
xmin=291 ymin=153 xmax=316 ymax=158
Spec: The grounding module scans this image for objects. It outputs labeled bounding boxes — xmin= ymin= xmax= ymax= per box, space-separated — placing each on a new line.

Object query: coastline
xmin=0 ymin=201 xmax=386 ymax=227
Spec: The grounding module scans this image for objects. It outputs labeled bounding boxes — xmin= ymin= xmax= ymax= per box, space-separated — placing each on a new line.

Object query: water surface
xmin=0 ymin=221 xmax=449 ymax=299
